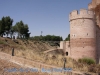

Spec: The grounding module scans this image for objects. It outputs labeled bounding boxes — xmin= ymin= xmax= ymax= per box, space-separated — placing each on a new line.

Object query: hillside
xmin=1 ymin=37 xmax=100 ymax=74
xmin=0 ymin=37 xmax=57 ymax=51
xmin=0 ymin=37 xmax=61 ymax=63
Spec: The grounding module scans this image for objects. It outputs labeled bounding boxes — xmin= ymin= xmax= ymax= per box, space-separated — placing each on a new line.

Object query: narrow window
xmin=66 ymin=52 xmax=68 ymax=56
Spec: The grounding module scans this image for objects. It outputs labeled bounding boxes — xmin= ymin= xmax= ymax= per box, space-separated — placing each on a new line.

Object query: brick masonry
xmin=88 ymin=0 xmax=100 ymax=63
xmin=60 ymin=8 xmax=100 ymax=63
xmin=70 ymin=38 xmax=96 ymax=47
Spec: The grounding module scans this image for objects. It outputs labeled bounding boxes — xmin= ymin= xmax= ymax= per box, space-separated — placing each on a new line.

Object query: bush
xmin=78 ymin=57 xmax=95 ymax=65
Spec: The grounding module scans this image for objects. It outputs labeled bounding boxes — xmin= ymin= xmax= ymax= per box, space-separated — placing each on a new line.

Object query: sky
xmin=0 ymin=0 xmax=91 ymax=40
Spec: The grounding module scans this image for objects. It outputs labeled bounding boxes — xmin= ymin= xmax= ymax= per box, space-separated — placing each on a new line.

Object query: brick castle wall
xmin=69 ymin=9 xmax=97 ymax=60
xmin=96 ymin=25 xmax=100 ymax=63
xmin=60 ymin=41 xmax=70 ymax=56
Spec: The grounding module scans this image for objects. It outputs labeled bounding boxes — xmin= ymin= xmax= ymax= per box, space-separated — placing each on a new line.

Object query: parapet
xmin=69 ymin=9 xmax=95 ymax=21
xmin=88 ymin=3 xmax=94 ymax=10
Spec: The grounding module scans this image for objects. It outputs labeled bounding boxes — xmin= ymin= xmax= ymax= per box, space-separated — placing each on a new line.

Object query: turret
xmin=69 ymin=9 xmax=97 ymax=61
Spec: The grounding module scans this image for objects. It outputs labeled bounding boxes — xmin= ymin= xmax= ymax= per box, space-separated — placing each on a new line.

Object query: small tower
xmin=69 ymin=9 xmax=97 ymax=61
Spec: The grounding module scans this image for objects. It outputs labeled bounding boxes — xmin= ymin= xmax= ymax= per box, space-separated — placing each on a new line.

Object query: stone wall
xmin=88 ymin=0 xmax=100 ymax=63
xmin=96 ymin=25 xmax=100 ymax=63
xmin=60 ymin=41 xmax=70 ymax=56
xmin=60 ymin=41 xmax=64 ymax=49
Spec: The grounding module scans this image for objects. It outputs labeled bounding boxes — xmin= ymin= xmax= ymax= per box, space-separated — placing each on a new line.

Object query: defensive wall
xmin=96 ymin=25 xmax=100 ymax=63
xmin=88 ymin=0 xmax=100 ymax=63
xmin=60 ymin=9 xmax=97 ymax=61
xmin=60 ymin=41 xmax=70 ymax=56
xmin=69 ymin=9 xmax=96 ymax=60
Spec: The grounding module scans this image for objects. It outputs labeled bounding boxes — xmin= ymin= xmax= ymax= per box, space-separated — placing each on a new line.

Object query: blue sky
xmin=0 ymin=0 xmax=91 ymax=40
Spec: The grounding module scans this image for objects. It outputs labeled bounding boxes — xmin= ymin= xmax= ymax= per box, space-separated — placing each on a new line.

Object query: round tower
xmin=69 ymin=9 xmax=97 ymax=60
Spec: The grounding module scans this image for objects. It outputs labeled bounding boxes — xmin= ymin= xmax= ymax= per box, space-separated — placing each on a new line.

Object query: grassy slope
xmin=0 ymin=37 xmax=100 ymax=74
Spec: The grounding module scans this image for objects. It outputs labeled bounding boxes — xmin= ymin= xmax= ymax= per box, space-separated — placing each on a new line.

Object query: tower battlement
xmin=69 ymin=9 xmax=95 ymax=21
xmin=69 ymin=8 xmax=97 ymax=61
xmin=88 ymin=3 xmax=93 ymax=10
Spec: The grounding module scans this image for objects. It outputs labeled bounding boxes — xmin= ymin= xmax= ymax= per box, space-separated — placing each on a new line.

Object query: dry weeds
xmin=0 ymin=37 xmax=100 ymax=74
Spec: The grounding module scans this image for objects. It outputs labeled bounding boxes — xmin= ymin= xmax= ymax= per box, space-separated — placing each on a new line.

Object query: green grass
xmin=78 ymin=57 xmax=95 ymax=65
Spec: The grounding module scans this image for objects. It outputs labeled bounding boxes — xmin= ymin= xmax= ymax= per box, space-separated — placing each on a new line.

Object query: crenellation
xmin=69 ymin=9 xmax=95 ymax=21
xmin=80 ymin=9 xmax=88 ymax=15
xmin=69 ymin=10 xmax=78 ymax=21
xmin=70 ymin=10 xmax=78 ymax=16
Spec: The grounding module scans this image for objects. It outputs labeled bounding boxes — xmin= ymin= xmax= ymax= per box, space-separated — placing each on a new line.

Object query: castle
xmin=60 ymin=0 xmax=100 ymax=63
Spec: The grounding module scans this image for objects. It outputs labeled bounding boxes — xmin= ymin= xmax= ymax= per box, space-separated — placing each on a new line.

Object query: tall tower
xmin=69 ymin=9 xmax=97 ymax=61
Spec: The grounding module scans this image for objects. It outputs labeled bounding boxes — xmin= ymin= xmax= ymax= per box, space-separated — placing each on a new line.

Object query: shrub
xmin=78 ymin=59 xmax=82 ymax=63
xmin=78 ymin=57 xmax=95 ymax=65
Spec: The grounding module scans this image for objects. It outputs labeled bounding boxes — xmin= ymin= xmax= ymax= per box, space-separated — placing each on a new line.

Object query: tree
xmin=22 ymin=24 xmax=29 ymax=38
xmin=60 ymin=36 xmax=63 ymax=41
xmin=16 ymin=21 xmax=24 ymax=38
xmin=0 ymin=16 xmax=30 ymax=39
xmin=9 ymin=26 xmax=16 ymax=39
xmin=1 ymin=16 xmax=13 ymax=37
xmin=14 ymin=20 xmax=29 ymax=39
xmin=0 ymin=20 xmax=5 ymax=37
xmin=65 ymin=34 xmax=70 ymax=41
xmin=29 ymin=35 xmax=63 ymax=41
